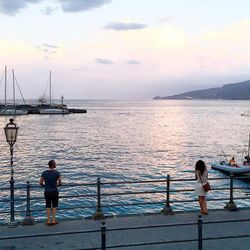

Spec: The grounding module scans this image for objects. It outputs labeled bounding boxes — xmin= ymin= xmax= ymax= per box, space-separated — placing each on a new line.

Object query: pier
xmin=0 ymin=104 xmax=87 ymax=114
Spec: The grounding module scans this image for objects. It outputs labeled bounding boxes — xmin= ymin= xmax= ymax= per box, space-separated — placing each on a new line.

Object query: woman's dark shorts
xmin=44 ymin=191 xmax=59 ymax=208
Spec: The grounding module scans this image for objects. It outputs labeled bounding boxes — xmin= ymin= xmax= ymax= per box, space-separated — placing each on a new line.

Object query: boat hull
xmin=0 ymin=109 xmax=28 ymax=115
xmin=39 ymin=108 xmax=69 ymax=114
xmin=211 ymin=163 xmax=250 ymax=174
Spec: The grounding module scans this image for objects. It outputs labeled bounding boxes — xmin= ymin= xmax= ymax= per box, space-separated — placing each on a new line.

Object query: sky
xmin=0 ymin=0 xmax=250 ymax=99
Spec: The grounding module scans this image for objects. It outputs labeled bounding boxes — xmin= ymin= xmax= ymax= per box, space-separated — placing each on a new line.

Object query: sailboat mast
xmin=12 ymin=69 xmax=16 ymax=112
xmin=248 ymin=134 xmax=250 ymax=158
xmin=4 ymin=65 xmax=7 ymax=108
xmin=49 ymin=70 xmax=51 ymax=109
xmin=61 ymin=94 xmax=64 ymax=105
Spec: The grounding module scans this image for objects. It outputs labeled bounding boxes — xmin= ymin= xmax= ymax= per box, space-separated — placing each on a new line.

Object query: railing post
xmin=21 ymin=181 xmax=35 ymax=225
xmin=8 ymin=171 xmax=17 ymax=228
xmin=8 ymin=144 xmax=18 ymax=228
xmin=93 ymin=177 xmax=105 ymax=220
xmin=162 ymin=174 xmax=174 ymax=215
xmin=101 ymin=220 xmax=106 ymax=250
xmin=198 ymin=215 xmax=203 ymax=250
xmin=224 ymin=173 xmax=238 ymax=211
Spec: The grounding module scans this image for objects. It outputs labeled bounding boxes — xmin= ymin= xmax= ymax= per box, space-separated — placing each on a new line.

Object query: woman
xmin=195 ymin=160 xmax=208 ymax=215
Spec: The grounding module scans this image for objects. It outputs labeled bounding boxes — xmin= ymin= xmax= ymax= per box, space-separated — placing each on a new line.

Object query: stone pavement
xmin=0 ymin=209 xmax=250 ymax=249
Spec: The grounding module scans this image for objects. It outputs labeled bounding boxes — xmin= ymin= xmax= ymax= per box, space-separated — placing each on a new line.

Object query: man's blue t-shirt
xmin=42 ymin=170 xmax=61 ymax=192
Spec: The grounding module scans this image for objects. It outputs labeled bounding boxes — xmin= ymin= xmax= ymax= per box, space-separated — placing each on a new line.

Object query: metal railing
xmin=1 ymin=215 xmax=250 ymax=250
xmin=100 ymin=216 xmax=250 ymax=249
xmin=0 ymin=173 xmax=250 ymax=225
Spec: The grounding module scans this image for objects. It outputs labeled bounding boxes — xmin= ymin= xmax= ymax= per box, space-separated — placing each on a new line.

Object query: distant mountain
xmin=153 ymin=80 xmax=250 ymax=100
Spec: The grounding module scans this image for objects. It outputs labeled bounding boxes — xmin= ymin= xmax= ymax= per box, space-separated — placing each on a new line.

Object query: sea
xmin=0 ymin=99 xmax=250 ymax=224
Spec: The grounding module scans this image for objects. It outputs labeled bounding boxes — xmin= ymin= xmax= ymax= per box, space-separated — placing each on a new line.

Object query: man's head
xmin=48 ymin=160 xmax=56 ymax=169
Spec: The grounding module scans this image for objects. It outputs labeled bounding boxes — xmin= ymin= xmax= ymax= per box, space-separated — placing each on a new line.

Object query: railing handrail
xmin=1 ymin=175 xmax=246 ymax=190
xmin=0 ymin=173 xmax=249 ymax=226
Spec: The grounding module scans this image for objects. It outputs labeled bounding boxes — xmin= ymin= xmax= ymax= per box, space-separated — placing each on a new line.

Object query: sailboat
xmin=0 ymin=66 xmax=28 ymax=115
xmin=39 ymin=71 xmax=69 ymax=114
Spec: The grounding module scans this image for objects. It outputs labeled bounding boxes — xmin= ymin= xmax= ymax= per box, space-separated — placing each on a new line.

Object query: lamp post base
xmin=162 ymin=204 xmax=174 ymax=215
xmin=8 ymin=221 xmax=18 ymax=228
xmin=92 ymin=210 xmax=105 ymax=220
xmin=21 ymin=216 xmax=35 ymax=226
xmin=224 ymin=201 xmax=238 ymax=211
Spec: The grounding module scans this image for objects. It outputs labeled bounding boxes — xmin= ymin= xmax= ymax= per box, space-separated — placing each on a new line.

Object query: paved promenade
xmin=0 ymin=209 xmax=250 ymax=249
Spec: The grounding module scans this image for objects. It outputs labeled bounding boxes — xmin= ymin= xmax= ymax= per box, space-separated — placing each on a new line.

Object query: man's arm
xmin=57 ymin=176 xmax=62 ymax=186
xmin=40 ymin=176 xmax=44 ymax=187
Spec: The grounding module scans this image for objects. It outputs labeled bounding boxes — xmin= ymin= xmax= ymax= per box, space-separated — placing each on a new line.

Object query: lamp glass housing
xmin=4 ymin=119 xmax=19 ymax=145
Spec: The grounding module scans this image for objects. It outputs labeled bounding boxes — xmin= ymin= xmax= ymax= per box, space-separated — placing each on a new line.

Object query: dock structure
xmin=0 ymin=209 xmax=250 ymax=249
xmin=0 ymin=104 xmax=87 ymax=114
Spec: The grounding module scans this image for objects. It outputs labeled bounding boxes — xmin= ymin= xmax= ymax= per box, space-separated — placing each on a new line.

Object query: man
xmin=229 ymin=157 xmax=236 ymax=165
xmin=40 ymin=160 xmax=62 ymax=225
xmin=229 ymin=157 xmax=238 ymax=167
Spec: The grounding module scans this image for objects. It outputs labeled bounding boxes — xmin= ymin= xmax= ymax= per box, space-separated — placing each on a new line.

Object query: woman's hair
xmin=195 ymin=160 xmax=206 ymax=175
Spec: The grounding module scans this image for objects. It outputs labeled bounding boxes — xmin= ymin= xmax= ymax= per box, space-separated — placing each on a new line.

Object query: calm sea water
xmin=0 ymin=99 xmax=250 ymax=223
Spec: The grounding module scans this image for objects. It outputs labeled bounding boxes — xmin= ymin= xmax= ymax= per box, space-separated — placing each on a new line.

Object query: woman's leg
xmin=199 ymin=196 xmax=208 ymax=214
xmin=198 ymin=196 xmax=203 ymax=212
xmin=203 ymin=197 xmax=208 ymax=213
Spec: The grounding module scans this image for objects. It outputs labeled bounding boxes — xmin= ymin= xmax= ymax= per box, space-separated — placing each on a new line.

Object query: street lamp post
xmin=4 ymin=118 xmax=19 ymax=227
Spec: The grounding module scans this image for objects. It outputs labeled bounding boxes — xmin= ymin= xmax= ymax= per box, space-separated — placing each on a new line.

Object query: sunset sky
xmin=0 ymin=0 xmax=250 ymax=99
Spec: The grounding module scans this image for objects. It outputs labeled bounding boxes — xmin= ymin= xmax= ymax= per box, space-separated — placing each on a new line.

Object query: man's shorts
xmin=44 ymin=191 xmax=59 ymax=208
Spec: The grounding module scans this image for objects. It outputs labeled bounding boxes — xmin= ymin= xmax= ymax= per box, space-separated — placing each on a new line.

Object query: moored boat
xmin=0 ymin=109 xmax=28 ymax=116
xmin=211 ymin=135 xmax=250 ymax=175
xmin=211 ymin=162 xmax=250 ymax=174
xmin=0 ymin=67 xmax=28 ymax=116
xmin=0 ymin=68 xmax=87 ymax=115
xmin=38 ymin=71 xmax=70 ymax=115
xmin=241 ymin=110 xmax=250 ymax=117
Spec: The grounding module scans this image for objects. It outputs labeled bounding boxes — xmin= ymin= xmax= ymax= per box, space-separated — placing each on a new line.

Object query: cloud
xmin=58 ymin=0 xmax=111 ymax=13
xmin=95 ymin=58 xmax=114 ymax=64
xmin=0 ymin=0 xmax=41 ymax=15
xmin=41 ymin=6 xmax=57 ymax=15
xmin=36 ymin=43 xmax=59 ymax=60
xmin=198 ymin=19 xmax=250 ymax=48
xmin=127 ymin=60 xmax=140 ymax=65
xmin=0 ymin=0 xmax=111 ymax=15
xmin=42 ymin=48 xmax=49 ymax=53
xmin=158 ymin=17 xmax=171 ymax=23
xmin=72 ymin=67 xmax=88 ymax=71
xmin=42 ymin=43 xmax=59 ymax=49
xmin=104 ymin=22 xmax=147 ymax=31
xmin=44 ymin=55 xmax=52 ymax=60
